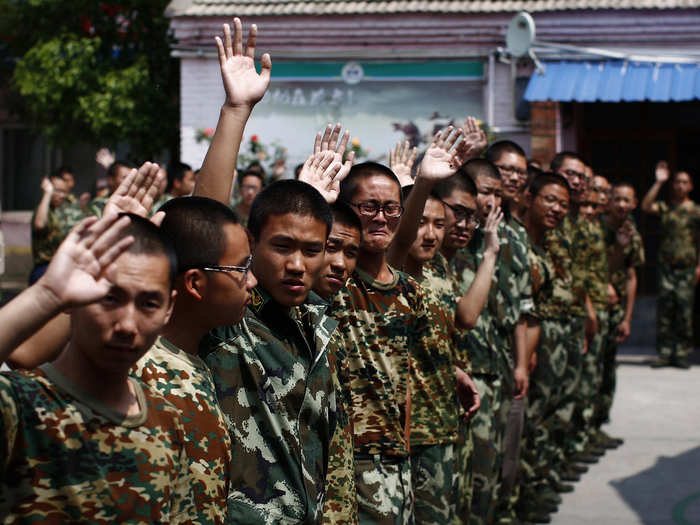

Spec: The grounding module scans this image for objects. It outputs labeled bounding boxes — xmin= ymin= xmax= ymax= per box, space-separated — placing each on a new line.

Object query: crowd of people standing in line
xmin=1 ymin=16 xmax=698 ymax=525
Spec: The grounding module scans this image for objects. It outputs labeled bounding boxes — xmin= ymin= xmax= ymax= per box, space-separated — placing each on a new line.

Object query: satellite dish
xmin=506 ymin=12 xmax=536 ymax=58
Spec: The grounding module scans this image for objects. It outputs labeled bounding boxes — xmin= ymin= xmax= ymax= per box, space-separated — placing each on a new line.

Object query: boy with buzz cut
xmin=200 ymin=180 xmax=339 ymax=524
xmin=132 ymin=195 xmax=258 ymax=525
xmin=0 ymin=212 xmax=196 ymax=523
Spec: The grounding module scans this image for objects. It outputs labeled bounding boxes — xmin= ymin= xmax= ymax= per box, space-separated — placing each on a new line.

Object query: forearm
xmin=7 ymin=313 xmax=70 ymax=369
xmin=455 ymin=250 xmax=497 ymax=329
xmin=33 ymin=193 xmax=52 ymax=229
xmin=641 ymin=181 xmax=663 ymax=213
xmin=623 ymin=268 xmax=637 ymax=324
xmin=525 ymin=318 xmax=540 ymax=361
xmin=514 ymin=319 xmax=528 ymax=370
xmin=387 ymin=175 xmax=434 ymax=268
xmin=194 ymin=104 xmax=253 ymax=203
xmin=0 ymin=283 xmax=64 ymax=364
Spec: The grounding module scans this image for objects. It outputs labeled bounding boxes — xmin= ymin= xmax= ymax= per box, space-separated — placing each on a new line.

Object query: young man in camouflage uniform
xmin=451 ymin=159 xmax=532 ymax=525
xmin=29 ymin=171 xmax=73 ymax=283
xmin=642 ymin=162 xmax=700 ymax=369
xmin=0 ymin=212 xmax=197 ymax=522
xmin=133 ymin=196 xmax=258 ymax=524
xmin=597 ymin=182 xmax=644 ymax=446
xmin=517 ymin=173 xmax=573 ymax=523
xmin=485 ymin=140 xmax=534 ymax=524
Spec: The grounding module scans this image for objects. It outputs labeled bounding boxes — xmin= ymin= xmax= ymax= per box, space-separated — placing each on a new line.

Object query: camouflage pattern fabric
xmin=657 ymin=201 xmax=700 ymax=266
xmin=657 ymin=263 xmax=696 ymax=361
xmin=354 ymin=455 xmax=413 ymax=525
xmin=542 ymin=221 xmax=577 ymax=319
xmin=201 ymin=286 xmax=338 ymax=524
xmin=601 ymin=216 xmax=645 ymax=303
xmin=330 ymin=267 xmax=428 ymax=458
xmin=323 ymin=331 xmax=359 ymax=525
xmin=152 ymin=193 xmax=174 ymax=215
xmin=596 ymin=307 xmax=626 ymax=427
xmin=526 ymin=241 xmax=555 ymax=320
xmin=87 ymin=195 xmax=109 ymax=218
xmin=0 ymin=363 xmax=196 ymax=523
xmin=558 ymin=318 xmax=584 ymax=462
xmin=454 ymin=419 xmax=474 ymax=525
xmin=132 ymin=336 xmax=231 ymax=524
xmin=582 ymin=218 xmax=609 ymax=310
xmin=30 ymin=206 xmax=64 ymax=266
xmin=411 ymin=443 xmax=456 ymax=525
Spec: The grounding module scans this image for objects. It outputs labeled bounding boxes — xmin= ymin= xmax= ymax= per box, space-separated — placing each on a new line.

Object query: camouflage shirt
xmin=412 ymin=252 xmax=461 ymax=446
xmin=31 ymin=206 xmax=64 ymax=266
xmin=526 ymin=239 xmax=555 ymax=320
xmin=87 ymin=194 xmax=109 ymax=218
xmin=450 ymin=219 xmax=533 ymax=374
xmin=582 ymin=217 xmax=609 ymax=310
xmin=657 ymin=201 xmax=700 ymax=266
xmin=330 ymin=266 xmax=427 ymax=457
xmin=201 ymin=287 xmax=338 ymax=524
xmin=132 ymin=336 xmax=232 ymax=524
xmin=54 ymin=194 xmax=87 ymax=236
xmin=541 ymin=224 xmax=576 ymax=319
xmin=0 ymin=363 xmax=196 ymax=523
xmin=322 ymin=331 xmax=359 ymax=525
xmin=601 ymin=216 xmax=645 ymax=306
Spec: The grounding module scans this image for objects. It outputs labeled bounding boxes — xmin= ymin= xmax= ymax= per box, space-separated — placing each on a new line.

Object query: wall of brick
xmin=530 ymin=101 xmax=560 ymax=169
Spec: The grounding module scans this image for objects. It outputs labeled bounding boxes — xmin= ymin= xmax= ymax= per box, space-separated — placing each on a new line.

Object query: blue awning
xmin=524 ymin=61 xmax=700 ymax=103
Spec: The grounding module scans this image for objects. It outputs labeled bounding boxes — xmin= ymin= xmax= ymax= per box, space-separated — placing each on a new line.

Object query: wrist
xmin=30 ymin=279 xmax=65 ymax=317
xmin=221 ymin=102 xmax=255 ymax=117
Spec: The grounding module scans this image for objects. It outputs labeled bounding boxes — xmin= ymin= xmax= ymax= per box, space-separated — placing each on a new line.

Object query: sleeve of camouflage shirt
xmin=0 ymin=375 xmax=20 ymax=465
xmin=323 ymin=332 xmax=359 ymax=525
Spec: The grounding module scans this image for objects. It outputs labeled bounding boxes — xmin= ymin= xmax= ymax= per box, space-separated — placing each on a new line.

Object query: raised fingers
xmin=233 ymin=17 xmax=243 ymax=56
xmin=245 ymin=23 xmax=258 ymax=59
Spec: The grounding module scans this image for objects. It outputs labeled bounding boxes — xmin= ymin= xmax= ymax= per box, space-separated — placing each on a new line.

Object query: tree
xmin=1 ymin=1 xmax=178 ymax=160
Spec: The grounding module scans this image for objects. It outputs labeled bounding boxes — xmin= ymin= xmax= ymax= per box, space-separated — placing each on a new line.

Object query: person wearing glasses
xmin=131 ymin=196 xmax=256 ymax=524
xmin=549 ymin=152 xmax=611 ymax=482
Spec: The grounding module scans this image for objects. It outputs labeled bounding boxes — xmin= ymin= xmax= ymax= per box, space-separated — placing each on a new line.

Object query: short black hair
xmin=330 ymin=201 xmax=362 ymax=240
xmin=462 ymin=158 xmax=501 ymax=181
xmin=485 ymin=140 xmax=526 ymax=165
xmin=107 ymin=160 xmax=134 ymax=180
xmin=166 ymin=162 xmax=193 ymax=193
xmin=529 ymin=172 xmax=571 ymax=198
xmin=550 ymin=152 xmax=583 ymax=173
xmin=245 ymin=161 xmax=266 ymax=177
xmin=52 ymin=165 xmax=73 ymax=179
xmin=433 ymin=171 xmax=477 ymax=200
xmin=612 ymin=180 xmax=637 ymax=194
xmin=248 ymin=180 xmax=333 ymax=241
xmin=159 ymin=196 xmax=240 ymax=273
xmin=238 ymin=169 xmax=265 ymax=186
xmin=338 ymin=162 xmax=403 ymax=205
xmin=118 ymin=213 xmax=178 ymax=286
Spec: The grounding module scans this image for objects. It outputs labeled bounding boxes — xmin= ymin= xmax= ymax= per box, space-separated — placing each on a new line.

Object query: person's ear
xmin=164 ymin=289 xmax=177 ymax=325
xmin=183 ymin=269 xmax=207 ymax=301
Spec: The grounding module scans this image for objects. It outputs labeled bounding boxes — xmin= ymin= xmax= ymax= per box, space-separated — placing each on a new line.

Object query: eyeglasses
xmin=200 ymin=254 xmax=253 ymax=279
xmin=349 ymin=200 xmax=404 ymax=218
xmin=441 ymin=200 xmax=480 ymax=228
xmin=562 ymin=169 xmax=585 ymax=180
xmin=495 ymin=164 xmax=527 ymax=177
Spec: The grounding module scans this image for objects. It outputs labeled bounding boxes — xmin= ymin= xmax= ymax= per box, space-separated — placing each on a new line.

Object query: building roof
xmin=175 ymin=0 xmax=700 ymax=16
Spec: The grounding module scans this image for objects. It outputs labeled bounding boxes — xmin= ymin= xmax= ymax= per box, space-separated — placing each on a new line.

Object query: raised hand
xmin=390 ymin=140 xmax=418 ymax=186
xmin=216 ymin=17 xmax=272 ymax=109
xmin=655 ymin=160 xmax=670 ymax=184
xmin=298 ymin=151 xmax=346 ymax=203
xmin=313 ymin=123 xmax=354 ymax=187
xmin=104 ymin=162 xmax=164 ymax=218
xmin=37 ymin=213 xmax=134 ymax=308
xmin=95 ymin=147 xmax=115 ymax=169
xmin=483 ymin=205 xmax=503 ymax=256
xmin=419 ymin=127 xmax=463 ymax=182
xmin=454 ymin=116 xmax=487 ymax=166
xmin=41 ymin=177 xmax=54 ymax=195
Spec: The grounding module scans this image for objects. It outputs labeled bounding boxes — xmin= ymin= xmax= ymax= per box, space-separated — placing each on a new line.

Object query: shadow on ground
xmin=611 ymin=446 xmax=700 ymax=525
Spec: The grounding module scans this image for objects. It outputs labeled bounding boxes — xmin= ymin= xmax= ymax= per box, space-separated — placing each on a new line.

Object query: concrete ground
xmin=552 ymin=345 xmax=700 ymax=525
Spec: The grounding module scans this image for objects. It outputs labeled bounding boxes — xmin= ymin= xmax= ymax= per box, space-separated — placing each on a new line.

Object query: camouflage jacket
xmin=657 ymin=201 xmax=700 ymax=267
xmin=412 ymin=252 xmax=461 ymax=446
xmin=0 ymin=363 xmax=196 ymax=523
xmin=31 ymin=205 xmax=64 ymax=266
xmin=330 ymin=266 xmax=427 ymax=457
xmin=450 ymin=219 xmax=532 ymax=375
xmin=526 ymin=239 xmax=555 ymax=320
xmin=87 ymin=194 xmax=109 ymax=218
xmin=322 ymin=331 xmax=359 ymax=525
xmin=132 ymin=336 xmax=232 ymax=524
xmin=201 ymin=287 xmax=338 ymax=524
xmin=541 ymin=223 xmax=576 ymax=320
xmin=55 ymin=194 xmax=87 ymax=236
xmin=601 ymin=216 xmax=645 ymax=308
xmin=583 ymin=217 xmax=610 ymax=310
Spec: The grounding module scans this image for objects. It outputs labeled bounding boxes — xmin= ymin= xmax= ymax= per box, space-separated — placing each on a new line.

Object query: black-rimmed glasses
xmin=200 ymin=254 xmax=253 ymax=279
xmin=349 ymin=200 xmax=404 ymax=218
xmin=441 ymin=201 xmax=480 ymax=228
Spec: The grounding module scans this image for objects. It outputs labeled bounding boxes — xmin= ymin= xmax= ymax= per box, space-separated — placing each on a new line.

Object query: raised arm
xmin=195 ymin=18 xmax=271 ymax=203
xmin=389 ymin=140 xmax=418 ymax=187
xmin=33 ymin=177 xmax=54 ymax=229
xmin=0 ymin=213 xmax=133 ymax=363
xmin=455 ymin=207 xmax=502 ymax=329
xmin=641 ymin=161 xmax=669 ymax=214
xmin=453 ymin=116 xmax=487 ymax=167
xmin=387 ymin=127 xmax=462 ymax=269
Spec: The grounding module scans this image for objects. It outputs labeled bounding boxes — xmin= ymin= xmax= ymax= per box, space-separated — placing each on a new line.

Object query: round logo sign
xmin=341 ymin=62 xmax=364 ymax=85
